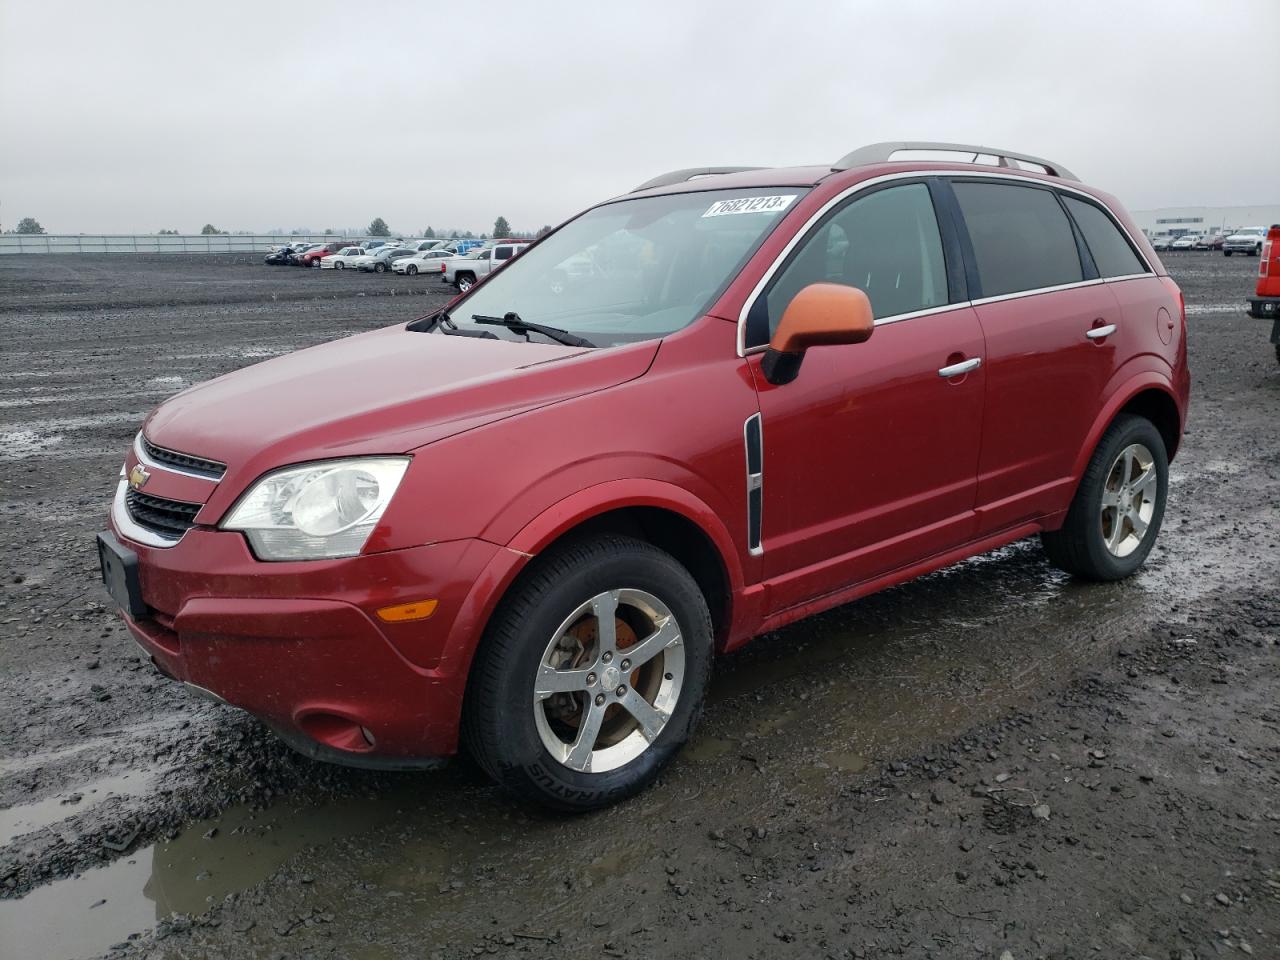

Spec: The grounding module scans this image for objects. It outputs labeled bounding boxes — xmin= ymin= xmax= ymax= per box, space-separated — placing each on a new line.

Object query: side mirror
xmin=761 ymin=283 xmax=875 ymax=385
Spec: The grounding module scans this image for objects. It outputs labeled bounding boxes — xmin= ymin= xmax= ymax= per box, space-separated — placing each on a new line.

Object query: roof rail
xmin=631 ymin=166 xmax=765 ymax=193
xmin=831 ymin=141 xmax=1077 ymax=181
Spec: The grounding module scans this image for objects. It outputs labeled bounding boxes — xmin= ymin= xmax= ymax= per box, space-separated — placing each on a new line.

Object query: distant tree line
xmin=4 ymin=217 xmax=558 ymax=238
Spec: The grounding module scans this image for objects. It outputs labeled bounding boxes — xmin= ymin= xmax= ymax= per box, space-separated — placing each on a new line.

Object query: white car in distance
xmin=392 ymin=250 xmax=456 ymax=275
xmin=319 ymin=246 xmax=366 ymax=270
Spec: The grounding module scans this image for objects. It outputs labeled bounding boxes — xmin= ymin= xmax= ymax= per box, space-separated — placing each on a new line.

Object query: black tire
xmin=1274 ymin=343 xmax=1280 ymax=366
xmin=374 ymin=262 xmax=386 ymax=273
xmin=335 ymin=261 xmax=344 ymax=270
xmin=463 ymin=535 xmax=713 ymax=812
xmin=1224 ymin=250 xmax=1233 ymax=257
xmin=1041 ymin=414 xmax=1168 ymax=581
xmin=407 ymin=264 xmax=418 ymax=275
xmin=456 ymin=272 xmax=475 ymax=292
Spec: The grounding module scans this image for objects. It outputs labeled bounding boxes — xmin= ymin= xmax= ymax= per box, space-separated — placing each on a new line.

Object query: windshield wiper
xmin=472 ymin=312 xmax=595 ymax=348
xmin=409 ymin=311 xmax=498 ymax=338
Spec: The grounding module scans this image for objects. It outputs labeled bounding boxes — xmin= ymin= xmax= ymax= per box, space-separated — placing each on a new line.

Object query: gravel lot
xmin=0 ymin=252 xmax=1276 ymax=960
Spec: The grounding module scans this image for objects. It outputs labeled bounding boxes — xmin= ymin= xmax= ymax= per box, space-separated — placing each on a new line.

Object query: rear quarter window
xmin=1061 ymin=196 xmax=1147 ymax=278
xmin=953 ymin=181 xmax=1083 ymax=298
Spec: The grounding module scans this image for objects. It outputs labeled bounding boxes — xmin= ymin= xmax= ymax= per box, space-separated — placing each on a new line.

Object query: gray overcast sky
xmin=2 ymin=0 xmax=1277 ymax=235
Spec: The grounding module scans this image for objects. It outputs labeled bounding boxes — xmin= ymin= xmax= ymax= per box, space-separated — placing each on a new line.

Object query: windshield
xmin=435 ymin=187 xmax=806 ymax=346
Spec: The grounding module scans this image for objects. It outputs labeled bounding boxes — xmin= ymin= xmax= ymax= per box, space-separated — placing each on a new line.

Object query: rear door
xmin=949 ymin=178 xmax=1122 ymax=532
xmin=746 ymin=180 xmax=987 ymax=613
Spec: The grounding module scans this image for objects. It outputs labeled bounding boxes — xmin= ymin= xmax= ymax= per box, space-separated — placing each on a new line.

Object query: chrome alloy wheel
xmin=533 ymin=589 xmax=685 ymax=774
xmin=1100 ymin=442 xmax=1157 ymax=558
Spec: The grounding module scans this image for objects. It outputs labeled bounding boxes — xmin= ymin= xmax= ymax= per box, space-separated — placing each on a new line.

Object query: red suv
xmin=98 ymin=142 xmax=1189 ymax=810
xmin=299 ymin=241 xmax=347 ymax=268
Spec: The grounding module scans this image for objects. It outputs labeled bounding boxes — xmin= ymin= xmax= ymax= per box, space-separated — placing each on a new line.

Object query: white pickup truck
xmin=1223 ymin=227 xmax=1266 ymax=256
xmin=441 ymin=242 xmax=529 ymax=292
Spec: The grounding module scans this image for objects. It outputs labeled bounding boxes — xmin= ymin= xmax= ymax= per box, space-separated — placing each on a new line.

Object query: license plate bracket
xmin=97 ymin=531 xmax=148 ymax=620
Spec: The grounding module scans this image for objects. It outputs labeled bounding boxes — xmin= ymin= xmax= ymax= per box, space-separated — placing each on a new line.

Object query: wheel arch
xmin=1070 ymin=371 xmax=1184 ymax=487
xmin=441 ymin=481 xmax=744 ymax=691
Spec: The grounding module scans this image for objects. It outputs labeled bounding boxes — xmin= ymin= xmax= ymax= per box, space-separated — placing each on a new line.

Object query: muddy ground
xmin=0 ymin=251 xmax=1276 ymax=960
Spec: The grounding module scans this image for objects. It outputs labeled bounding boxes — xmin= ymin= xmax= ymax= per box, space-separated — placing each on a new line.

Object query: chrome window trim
xmin=134 ymin=432 xmax=223 ymax=484
xmin=967 ymin=276 xmax=1106 ymax=308
xmin=111 ymin=473 xmax=186 ymax=548
xmin=736 ymin=170 xmax=1153 ymax=356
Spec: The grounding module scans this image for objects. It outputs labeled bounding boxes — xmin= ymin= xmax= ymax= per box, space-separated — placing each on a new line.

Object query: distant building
xmin=1130 ymin=205 xmax=1280 ymax=239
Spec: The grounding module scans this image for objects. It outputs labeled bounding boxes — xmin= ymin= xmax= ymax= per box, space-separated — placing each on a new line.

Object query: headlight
xmin=221 ymin=457 xmax=409 ymax=561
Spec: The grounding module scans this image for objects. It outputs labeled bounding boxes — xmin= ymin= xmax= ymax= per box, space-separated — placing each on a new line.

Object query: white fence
xmin=0 ymin=234 xmax=343 ymax=255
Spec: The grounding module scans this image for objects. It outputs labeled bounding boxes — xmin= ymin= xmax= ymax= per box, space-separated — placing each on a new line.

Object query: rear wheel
xmin=457 ymin=272 xmax=476 ymax=292
xmin=374 ymin=262 xmax=387 ymax=273
xmin=463 ymin=535 xmax=712 ymax=811
xmin=1041 ymin=414 xmax=1168 ymax=581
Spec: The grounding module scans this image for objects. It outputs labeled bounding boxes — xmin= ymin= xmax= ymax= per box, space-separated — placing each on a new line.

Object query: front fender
xmin=434 ymin=478 xmax=749 ymax=696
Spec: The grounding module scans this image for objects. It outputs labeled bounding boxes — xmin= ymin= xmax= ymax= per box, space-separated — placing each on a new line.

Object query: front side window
xmin=757 ymin=182 xmax=948 ymax=342
xmin=1062 ymin=196 xmax=1145 ymax=278
xmin=431 ymin=187 xmax=806 ymax=346
xmin=952 ymin=181 xmax=1083 ymax=298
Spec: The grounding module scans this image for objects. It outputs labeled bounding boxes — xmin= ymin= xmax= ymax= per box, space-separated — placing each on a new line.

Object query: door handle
xmin=937 ymin=357 xmax=982 ymax=378
xmin=1086 ymin=324 xmax=1117 ymax=340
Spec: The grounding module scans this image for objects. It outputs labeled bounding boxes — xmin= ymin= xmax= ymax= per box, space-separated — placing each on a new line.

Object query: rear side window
xmin=1062 ymin=196 xmax=1146 ymax=278
xmin=952 ymin=181 xmax=1082 ymax=298
xmin=762 ymin=182 xmax=947 ymax=334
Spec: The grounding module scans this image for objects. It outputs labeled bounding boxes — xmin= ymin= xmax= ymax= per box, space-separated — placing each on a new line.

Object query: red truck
xmin=1245 ymin=224 xmax=1280 ymax=365
xmin=98 ymin=141 xmax=1189 ymax=810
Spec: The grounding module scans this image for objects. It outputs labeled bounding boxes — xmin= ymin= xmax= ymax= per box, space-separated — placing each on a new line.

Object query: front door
xmin=744 ymin=181 xmax=986 ymax=614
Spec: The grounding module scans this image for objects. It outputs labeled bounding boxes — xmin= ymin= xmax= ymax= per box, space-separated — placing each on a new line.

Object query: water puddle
xmin=0 ymin=791 xmax=414 ymax=960
xmin=0 ymin=770 xmax=157 ymax=845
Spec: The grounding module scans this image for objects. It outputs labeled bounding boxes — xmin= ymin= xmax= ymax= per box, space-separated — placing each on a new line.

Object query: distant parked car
xmin=1224 ymin=227 xmax=1266 ymax=256
xmin=285 ymin=243 xmax=326 ymax=265
xmin=1195 ymin=233 xmax=1225 ymax=251
xmin=1170 ymin=235 xmax=1199 ymax=250
xmin=1149 ymin=236 xmax=1173 ymax=252
xmin=264 ymin=242 xmax=309 ymax=265
xmin=392 ymin=250 xmax=456 ymax=275
xmin=319 ymin=246 xmax=366 ymax=270
xmin=354 ymin=246 xmax=414 ymax=273
xmin=299 ymin=242 xmax=348 ymax=268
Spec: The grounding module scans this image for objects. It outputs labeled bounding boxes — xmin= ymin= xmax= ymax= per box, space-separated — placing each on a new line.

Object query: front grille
xmin=126 ymin=489 xmax=202 ymax=539
xmin=141 ymin=436 xmax=226 ymax=480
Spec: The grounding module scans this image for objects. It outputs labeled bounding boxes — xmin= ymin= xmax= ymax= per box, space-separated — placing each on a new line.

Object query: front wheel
xmin=1041 ymin=414 xmax=1168 ymax=581
xmin=406 ymin=264 xmax=418 ymax=275
xmin=335 ymin=261 xmax=344 ymax=270
xmin=463 ymin=535 xmax=713 ymax=811
xmin=1224 ymin=250 xmax=1233 ymax=257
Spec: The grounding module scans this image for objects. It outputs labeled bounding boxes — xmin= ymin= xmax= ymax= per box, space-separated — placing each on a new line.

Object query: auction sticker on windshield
xmin=702 ymin=195 xmax=796 ymax=218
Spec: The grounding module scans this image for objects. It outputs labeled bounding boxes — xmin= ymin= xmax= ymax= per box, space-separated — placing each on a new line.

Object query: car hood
xmin=1225 ymin=233 xmax=1260 ymax=241
xmin=143 ymin=323 xmax=658 ymax=479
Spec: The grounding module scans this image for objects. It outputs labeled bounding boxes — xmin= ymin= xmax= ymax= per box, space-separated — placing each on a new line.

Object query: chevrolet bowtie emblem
xmin=128 ymin=464 xmax=151 ymax=490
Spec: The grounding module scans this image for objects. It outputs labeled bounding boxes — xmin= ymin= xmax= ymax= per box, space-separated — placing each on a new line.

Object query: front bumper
xmin=106 ymin=519 xmax=500 ymax=762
